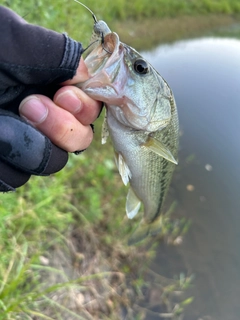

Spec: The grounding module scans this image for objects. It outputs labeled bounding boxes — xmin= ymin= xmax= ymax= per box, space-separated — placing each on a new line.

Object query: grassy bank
xmin=0 ymin=0 xmax=239 ymax=319
xmin=0 ymin=121 xmax=191 ymax=319
xmin=115 ymin=14 xmax=240 ymax=50
xmin=4 ymin=0 xmax=240 ymax=22
xmin=3 ymin=0 xmax=240 ymax=46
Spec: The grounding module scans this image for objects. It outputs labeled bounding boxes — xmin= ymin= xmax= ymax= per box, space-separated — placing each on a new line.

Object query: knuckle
xmin=52 ymin=118 xmax=75 ymax=144
xmin=52 ymin=119 xmax=93 ymax=152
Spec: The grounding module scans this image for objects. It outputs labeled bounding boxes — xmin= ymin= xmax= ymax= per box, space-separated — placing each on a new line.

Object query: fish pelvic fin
xmin=101 ymin=111 xmax=109 ymax=144
xmin=128 ymin=218 xmax=162 ymax=246
xmin=126 ymin=187 xmax=141 ymax=219
xmin=115 ymin=152 xmax=132 ymax=186
xmin=143 ymin=136 xmax=178 ymax=165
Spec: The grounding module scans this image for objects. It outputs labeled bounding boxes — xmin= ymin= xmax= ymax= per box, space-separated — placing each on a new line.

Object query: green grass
xmin=2 ymin=0 xmax=240 ymax=45
xmin=1 ymin=0 xmax=238 ymax=318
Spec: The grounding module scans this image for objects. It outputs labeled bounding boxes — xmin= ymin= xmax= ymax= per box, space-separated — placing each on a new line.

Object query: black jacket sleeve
xmin=0 ymin=6 xmax=84 ymax=192
xmin=0 ymin=5 xmax=84 ymax=111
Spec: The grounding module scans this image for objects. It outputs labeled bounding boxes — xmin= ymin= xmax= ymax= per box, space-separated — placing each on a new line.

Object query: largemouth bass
xmin=77 ymin=9 xmax=179 ymax=244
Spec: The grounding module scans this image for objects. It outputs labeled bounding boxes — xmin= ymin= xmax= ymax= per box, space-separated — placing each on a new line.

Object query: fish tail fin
xmin=128 ymin=218 xmax=162 ymax=246
xmin=128 ymin=202 xmax=178 ymax=245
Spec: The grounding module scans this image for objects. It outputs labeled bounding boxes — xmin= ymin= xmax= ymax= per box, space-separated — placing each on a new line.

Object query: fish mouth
xmin=83 ymin=32 xmax=122 ymax=75
xmin=79 ymin=32 xmax=126 ymax=101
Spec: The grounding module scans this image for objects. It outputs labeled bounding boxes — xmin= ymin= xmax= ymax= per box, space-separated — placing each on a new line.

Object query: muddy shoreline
xmin=112 ymin=14 xmax=240 ymax=50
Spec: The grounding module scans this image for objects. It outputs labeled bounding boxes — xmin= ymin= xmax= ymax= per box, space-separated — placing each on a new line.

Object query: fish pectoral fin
xmin=143 ymin=136 xmax=178 ymax=165
xmin=101 ymin=110 xmax=109 ymax=144
xmin=126 ymin=187 xmax=141 ymax=219
xmin=115 ymin=152 xmax=132 ymax=186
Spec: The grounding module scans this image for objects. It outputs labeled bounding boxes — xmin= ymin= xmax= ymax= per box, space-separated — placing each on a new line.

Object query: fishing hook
xmin=82 ymin=39 xmax=99 ymax=53
xmin=101 ymin=32 xmax=112 ymax=54
xmin=74 ymin=0 xmax=113 ymax=54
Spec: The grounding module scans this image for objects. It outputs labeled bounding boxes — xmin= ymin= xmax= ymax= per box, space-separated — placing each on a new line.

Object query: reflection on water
xmin=143 ymin=38 xmax=240 ymax=320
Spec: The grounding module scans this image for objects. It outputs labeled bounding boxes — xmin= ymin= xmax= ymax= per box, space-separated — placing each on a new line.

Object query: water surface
xmin=143 ymin=38 xmax=240 ymax=320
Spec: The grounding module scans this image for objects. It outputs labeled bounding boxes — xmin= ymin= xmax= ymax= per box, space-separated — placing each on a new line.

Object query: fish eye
xmin=134 ymin=59 xmax=149 ymax=75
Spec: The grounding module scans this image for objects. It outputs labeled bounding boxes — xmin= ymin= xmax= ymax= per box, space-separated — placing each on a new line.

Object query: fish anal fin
xmin=126 ymin=187 xmax=141 ymax=219
xmin=143 ymin=136 xmax=178 ymax=165
xmin=115 ymin=152 xmax=132 ymax=186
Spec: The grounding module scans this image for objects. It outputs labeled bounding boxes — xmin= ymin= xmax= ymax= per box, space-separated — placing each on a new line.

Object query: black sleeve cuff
xmin=0 ymin=6 xmax=83 ymax=108
xmin=60 ymin=33 xmax=83 ymax=77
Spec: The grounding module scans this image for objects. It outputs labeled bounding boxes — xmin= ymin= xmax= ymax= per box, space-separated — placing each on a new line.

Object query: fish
xmin=75 ymin=1 xmax=179 ymax=244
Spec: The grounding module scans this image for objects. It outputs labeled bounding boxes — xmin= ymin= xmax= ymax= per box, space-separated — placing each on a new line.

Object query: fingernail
xmin=19 ymin=96 xmax=48 ymax=124
xmin=55 ymin=90 xmax=82 ymax=114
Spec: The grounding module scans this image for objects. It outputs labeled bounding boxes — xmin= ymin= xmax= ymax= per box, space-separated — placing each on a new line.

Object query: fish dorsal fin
xmin=126 ymin=187 xmax=141 ymax=219
xmin=115 ymin=152 xmax=132 ymax=186
xmin=143 ymin=136 xmax=178 ymax=165
xmin=101 ymin=111 xmax=109 ymax=144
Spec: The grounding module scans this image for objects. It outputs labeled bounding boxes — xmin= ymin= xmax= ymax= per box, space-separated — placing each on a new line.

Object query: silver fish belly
xmin=78 ymin=20 xmax=179 ymax=243
xmin=107 ymin=104 xmax=178 ymax=222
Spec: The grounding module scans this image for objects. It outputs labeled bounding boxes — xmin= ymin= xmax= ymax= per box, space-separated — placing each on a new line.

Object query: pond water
xmin=143 ymin=37 xmax=240 ymax=320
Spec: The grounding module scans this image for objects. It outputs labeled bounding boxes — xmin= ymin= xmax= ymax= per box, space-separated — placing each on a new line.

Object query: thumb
xmin=61 ymin=58 xmax=90 ymax=85
xmin=19 ymin=94 xmax=94 ymax=152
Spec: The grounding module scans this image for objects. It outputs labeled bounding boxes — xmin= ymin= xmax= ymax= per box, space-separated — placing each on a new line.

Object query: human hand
xmin=19 ymin=59 xmax=102 ymax=153
xmin=0 ymin=6 xmax=103 ymax=192
xmin=0 ymin=58 xmax=101 ymax=192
